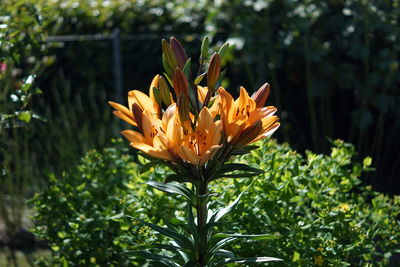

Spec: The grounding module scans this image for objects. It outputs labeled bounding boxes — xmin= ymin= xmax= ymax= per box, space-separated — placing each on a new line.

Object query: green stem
xmin=196 ymin=181 xmax=208 ymax=266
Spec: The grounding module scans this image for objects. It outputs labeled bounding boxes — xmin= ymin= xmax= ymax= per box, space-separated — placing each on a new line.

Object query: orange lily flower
xmin=218 ymin=86 xmax=279 ymax=147
xmin=166 ymin=107 xmax=222 ymax=165
xmin=198 ymin=85 xmax=220 ymax=117
xmin=109 ymin=75 xmax=161 ymax=126
xmin=121 ymin=109 xmax=175 ymax=161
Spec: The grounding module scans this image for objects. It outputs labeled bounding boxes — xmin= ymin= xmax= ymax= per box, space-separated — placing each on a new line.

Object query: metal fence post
xmin=112 ymin=28 xmax=123 ymax=103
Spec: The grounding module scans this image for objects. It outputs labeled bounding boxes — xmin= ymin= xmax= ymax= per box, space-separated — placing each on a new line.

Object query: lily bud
xmin=177 ymin=93 xmax=190 ymax=134
xmin=207 ymin=53 xmax=221 ymax=91
xmin=172 ymin=68 xmax=188 ymax=97
xmin=151 ymin=87 xmax=162 ymax=107
xmin=234 ymin=121 xmax=262 ymax=148
xmin=218 ymin=42 xmax=229 ymax=59
xmin=170 ymin=37 xmax=188 ymax=69
xmin=162 ymin=39 xmax=177 ymax=71
xmin=200 ymin=36 xmax=209 ymax=62
xmin=149 ymin=75 xmax=159 ymax=100
xmin=251 ymin=83 xmax=270 ymax=108
xmin=158 ymin=76 xmax=172 ymax=106
xmin=131 ymin=103 xmax=143 ymax=133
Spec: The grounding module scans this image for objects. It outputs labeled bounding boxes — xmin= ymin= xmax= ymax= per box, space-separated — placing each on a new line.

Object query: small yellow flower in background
xmin=338 ymin=203 xmax=351 ymax=213
xmin=314 ymin=255 xmax=324 ymax=266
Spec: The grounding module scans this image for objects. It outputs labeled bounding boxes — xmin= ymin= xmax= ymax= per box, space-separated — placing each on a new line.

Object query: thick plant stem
xmin=196 ymin=181 xmax=208 ymax=266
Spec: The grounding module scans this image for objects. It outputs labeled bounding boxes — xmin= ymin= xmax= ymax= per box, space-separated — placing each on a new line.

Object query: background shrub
xmin=31 ymin=139 xmax=400 ymax=266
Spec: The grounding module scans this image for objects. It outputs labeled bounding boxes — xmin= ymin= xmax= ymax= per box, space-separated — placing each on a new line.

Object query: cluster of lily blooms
xmin=109 ymin=37 xmax=279 ymax=167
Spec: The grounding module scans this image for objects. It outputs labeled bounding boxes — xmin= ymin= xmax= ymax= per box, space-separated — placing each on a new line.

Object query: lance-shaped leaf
xmin=164 ymin=173 xmax=197 ymax=184
xmin=139 ymin=159 xmax=175 ymax=174
xmin=213 ymin=249 xmax=235 ymax=259
xmin=230 ymin=145 xmax=259 ymax=156
xmin=208 ymin=192 xmax=243 ymax=223
xmin=124 ymin=250 xmax=180 ymax=267
xmin=146 ymin=180 xmax=195 ymax=202
xmin=211 ymin=233 xmax=277 ymax=241
xmin=215 ymin=256 xmax=282 ymax=265
xmin=194 ymin=72 xmax=206 ymax=85
xmin=212 ymin=163 xmax=264 ymax=180
xmin=132 ymin=217 xmax=194 ymax=251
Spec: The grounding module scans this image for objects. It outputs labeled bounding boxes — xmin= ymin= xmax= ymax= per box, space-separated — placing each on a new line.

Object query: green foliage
xmin=30 ymin=139 xmax=167 ymax=266
xmin=0 ymin=0 xmax=45 ymax=240
xmin=204 ymin=0 xmax=400 ymax=192
xmin=213 ymin=139 xmax=400 ymax=266
xmin=31 ymin=139 xmax=400 ymax=266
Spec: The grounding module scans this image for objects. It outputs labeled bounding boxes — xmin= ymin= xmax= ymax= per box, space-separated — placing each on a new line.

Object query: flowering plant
xmin=110 ymin=37 xmax=281 ymax=266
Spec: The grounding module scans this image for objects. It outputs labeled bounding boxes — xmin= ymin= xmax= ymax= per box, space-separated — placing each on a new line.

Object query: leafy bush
xmin=213 ymin=139 xmax=400 ymax=266
xmin=30 ymin=140 xmax=162 ymax=266
xmin=31 ymin=139 xmax=400 ymax=266
xmin=205 ymin=0 xmax=400 ymax=192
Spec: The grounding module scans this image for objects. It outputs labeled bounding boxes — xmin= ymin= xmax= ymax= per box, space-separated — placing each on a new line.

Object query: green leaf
xmin=207 ymin=237 xmax=237 ymax=256
xmin=146 ymin=181 xmax=194 ymax=202
xmin=124 ymin=250 xmax=179 ymax=267
xmin=164 ymin=173 xmax=196 ymax=183
xmin=209 ymin=192 xmax=242 ymax=223
xmin=194 ymin=72 xmax=206 ymax=85
xmin=139 ymin=160 xmax=164 ymax=174
xmin=216 ymin=256 xmax=282 ymax=265
xmin=132 ymin=218 xmax=194 ymax=251
xmin=183 ymin=261 xmax=198 ymax=267
xmin=292 ymin=251 xmax=300 ymax=262
xmin=135 ymin=243 xmax=181 ymax=252
xmin=363 ymin=156 xmax=372 ymax=167
xmin=213 ymin=249 xmax=235 ymax=259
xmin=213 ymin=163 xmax=263 ymax=180
xmin=231 ymin=145 xmax=259 ymax=155
xmin=17 ymin=111 xmax=31 ymax=122
xmin=212 ymin=233 xmax=277 ymax=241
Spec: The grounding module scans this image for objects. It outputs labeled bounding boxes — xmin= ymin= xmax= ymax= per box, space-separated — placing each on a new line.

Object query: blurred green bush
xmin=31 ymin=139 xmax=400 ymax=266
xmin=206 ymin=0 xmax=400 ymax=193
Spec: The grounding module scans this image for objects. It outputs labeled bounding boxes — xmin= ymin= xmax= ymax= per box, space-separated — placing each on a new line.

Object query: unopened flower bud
xmin=234 ymin=121 xmax=262 ymax=148
xmin=251 ymin=83 xmax=270 ymax=108
xmin=158 ymin=76 xmax=172 ymax=106
xmin=218 ymin=42 xmax=229 ymax=59
xmin=151 ymin=87 xmax=162 ymax=107
xmin=177 ymin=93 xmax=190 ymax=134
xmin=200 ymin=36 xmax=209 ymax=61
xmin=170 ymin=37 xmax=188 ymax=69
xmin=172 ymin=68 xmax=188 ymax=97
xmin=162 ymin=39 xmax=177 ymax=71
xmin=207 ymin=53 xmax=221 ymax=91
